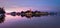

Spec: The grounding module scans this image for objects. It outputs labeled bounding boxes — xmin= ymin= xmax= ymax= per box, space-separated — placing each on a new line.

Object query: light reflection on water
xmin=0 ymin=15 xmax=60 ymax=28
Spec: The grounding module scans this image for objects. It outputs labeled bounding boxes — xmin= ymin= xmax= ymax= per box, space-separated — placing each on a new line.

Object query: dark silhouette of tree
xmin=0 ymin=8 xmax=5 ymax=14
xmin=11 ymin=12 xmax=16 ymax=16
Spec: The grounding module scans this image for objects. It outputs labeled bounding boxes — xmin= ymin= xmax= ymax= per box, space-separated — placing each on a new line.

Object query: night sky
xmin=0 ymin=0 xmax=60 ymax=12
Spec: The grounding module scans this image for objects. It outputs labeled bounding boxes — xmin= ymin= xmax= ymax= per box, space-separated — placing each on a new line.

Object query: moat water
xmin=0 ymin=14 xmax=60 ymax=28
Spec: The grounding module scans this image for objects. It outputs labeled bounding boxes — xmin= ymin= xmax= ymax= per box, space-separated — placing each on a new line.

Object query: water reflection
xmin=0 ymin=14 xmax=5 ymax=23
